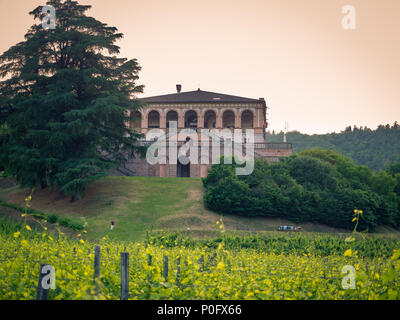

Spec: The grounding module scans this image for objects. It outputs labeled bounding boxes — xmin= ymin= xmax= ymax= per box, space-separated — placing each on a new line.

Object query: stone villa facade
xmin=114 ymin=85 xmax=292 ymax=177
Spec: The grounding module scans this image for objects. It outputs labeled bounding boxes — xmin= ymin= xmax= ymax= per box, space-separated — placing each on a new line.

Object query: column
xmin=142 ymin=111 xmax=148 ymax=135
xmin=216 ymin=109 xmax=223 ymax=129
xmin=160 ymin=164 xmax=166 ymax=177
xmin=235 ymin=109 xmax=241 ymax=129
xmin=200 ymin=165 xmax=208 ymax=178
xmin=178 ymin=109 xmax=185 ymax=129
xmin=197 ymin=109 xmax=204 ymax=129
xmin=160 ymin=109 xmax=166 ymax=129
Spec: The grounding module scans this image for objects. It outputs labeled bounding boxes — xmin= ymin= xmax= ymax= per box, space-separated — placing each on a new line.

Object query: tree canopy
xmin=203 ymin=149 xmax=400 ymax=232
xmin=0 ymin=0 xmax=144 ymax=200
xmin=266 ymin=123 xmax=400 ymax=171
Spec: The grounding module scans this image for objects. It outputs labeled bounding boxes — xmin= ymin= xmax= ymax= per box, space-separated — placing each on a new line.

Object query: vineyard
xmin=1 ymin=217 xmax=400 ymax=300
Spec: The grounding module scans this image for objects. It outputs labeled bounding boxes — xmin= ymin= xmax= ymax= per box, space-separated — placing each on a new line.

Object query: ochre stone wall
xmin=118 ymin=144 xmax=292 ymax=178
xmin=119 ymin=100 xmax=293 ymax=178
xmin=130 ymin=102 xmax=267 ymax=134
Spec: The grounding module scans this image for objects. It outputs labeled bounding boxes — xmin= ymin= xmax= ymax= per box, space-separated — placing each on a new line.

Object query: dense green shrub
xmin=203 ymin=149 xmax=400 ymax=232
xmin=47 ymin=214 xmax=58 ymax=224
xmin=57 ymin=216 xmax=84 ymax=230
xmin=0 ymin=198 xmax=46 ymax=219
xmin=0 ymin=197 xmax=84 ymax=230
xmin=66 ymin=219 xmax=84 ymax=231
xmin=58 ymin=217 xmax=72 ymax=228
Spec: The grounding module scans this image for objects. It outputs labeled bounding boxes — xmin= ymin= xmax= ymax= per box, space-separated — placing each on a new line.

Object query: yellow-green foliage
xmin=1 ymin=228 xmax=400 ymax=300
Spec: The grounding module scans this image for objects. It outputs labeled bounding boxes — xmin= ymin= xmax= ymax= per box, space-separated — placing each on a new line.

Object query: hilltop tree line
xmin=266 ymin=123 xmax=400 ymax=171
xmin=203 ymin=149 xmax=400 ymax=232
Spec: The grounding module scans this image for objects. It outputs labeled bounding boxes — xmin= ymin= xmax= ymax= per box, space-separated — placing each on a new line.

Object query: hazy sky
xmin=1 ymin=0 xmax=399 ymax=134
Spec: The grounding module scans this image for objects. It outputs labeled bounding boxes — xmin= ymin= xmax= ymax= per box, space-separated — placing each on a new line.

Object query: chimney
xmin=176 ymin=84 xmax=182 ymax=93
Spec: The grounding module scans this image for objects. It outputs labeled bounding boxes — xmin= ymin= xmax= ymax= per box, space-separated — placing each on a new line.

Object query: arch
xmin=130 ymin=111 xmax=142 ymax=129
xmin=148 ymin=110 xmax=160 ymax=128
xmin=203 ymin=110 xmax=216 ymax=129
xmin=166 ymin=110 xmax=178 ymax=128
xmin=222 ymin=110 xmax=235 ymax=129
xmin=184 ymin=110 xmax=198 ymax=129
xmin=241 ymin=110 xmax=254 ymax=129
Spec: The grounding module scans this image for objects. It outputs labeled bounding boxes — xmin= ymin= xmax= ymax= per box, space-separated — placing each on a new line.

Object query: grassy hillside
xmin=0 ymin=176 xmax=356 ymax=241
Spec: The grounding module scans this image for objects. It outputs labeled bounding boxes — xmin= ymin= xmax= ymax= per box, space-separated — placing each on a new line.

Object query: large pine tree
xmin=0 ymin=0 xmax=145 ymax=200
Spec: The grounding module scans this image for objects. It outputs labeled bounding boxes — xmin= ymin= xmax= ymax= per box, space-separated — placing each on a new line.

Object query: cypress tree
xmin=0 ymin=0 xmax=145 ymax=200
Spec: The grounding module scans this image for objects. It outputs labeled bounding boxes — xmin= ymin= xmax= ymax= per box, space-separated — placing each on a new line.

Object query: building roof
xmin=140 ymin=89 xmax=263 ymax=104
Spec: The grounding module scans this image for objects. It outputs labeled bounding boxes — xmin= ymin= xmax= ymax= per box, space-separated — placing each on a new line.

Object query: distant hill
xmin=266 ymin=123 xmax=400 ymax=171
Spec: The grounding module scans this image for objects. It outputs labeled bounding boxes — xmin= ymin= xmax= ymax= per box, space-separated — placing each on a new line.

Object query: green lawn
xmin=0 ymin=177 xmax=210 ymax=241
xmin=0 ymin=176 xmax=379 ymax=242
xmin=81 ymin=177 xmax=205 ymax=241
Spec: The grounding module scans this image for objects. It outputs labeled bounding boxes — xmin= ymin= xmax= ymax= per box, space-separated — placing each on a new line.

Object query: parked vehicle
xmin=277 ymin=225 xmax=302 ymax=232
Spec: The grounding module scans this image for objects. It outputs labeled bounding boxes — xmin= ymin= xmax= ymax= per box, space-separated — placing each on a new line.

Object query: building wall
xmin=120 ymin=144 xmax=293 ymax=178
xmin=130 ymin=102 xmax=267 ymax=139
xmin=119 ymin=100 xmax=293 ymax=178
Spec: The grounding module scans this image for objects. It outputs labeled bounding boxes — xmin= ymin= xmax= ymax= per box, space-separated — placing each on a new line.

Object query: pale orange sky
xmin=0 ymin=0 xmax=399 ymax=134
